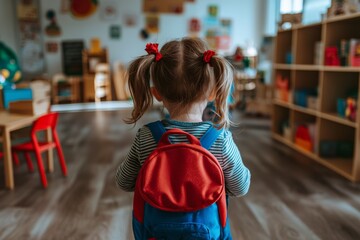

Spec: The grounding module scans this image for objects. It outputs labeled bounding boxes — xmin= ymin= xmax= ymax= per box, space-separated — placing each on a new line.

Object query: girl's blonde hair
xmin=125 ymin=37 xmax=234 ymax=129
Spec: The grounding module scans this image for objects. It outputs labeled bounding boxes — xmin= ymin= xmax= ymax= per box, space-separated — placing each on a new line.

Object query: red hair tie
xmin=145 ymin=43 xmax=162 ymax=62
xmin=203 ymin=50 xmax=216 ymax=63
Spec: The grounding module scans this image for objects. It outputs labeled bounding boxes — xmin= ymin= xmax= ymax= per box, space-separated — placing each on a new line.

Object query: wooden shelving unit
xmin=272 ymin=14 xmax=360 ymax=181
xmin=82 ymin=49 xmax=112 ymax=102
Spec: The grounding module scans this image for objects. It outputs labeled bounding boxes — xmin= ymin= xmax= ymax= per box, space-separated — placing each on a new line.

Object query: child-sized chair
xmin=11 ymin=112 xmax=67 ymax=188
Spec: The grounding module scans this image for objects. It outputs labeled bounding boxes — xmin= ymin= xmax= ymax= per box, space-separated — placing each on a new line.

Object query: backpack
xmin=132 ymin=121 xmax=232 ymax=240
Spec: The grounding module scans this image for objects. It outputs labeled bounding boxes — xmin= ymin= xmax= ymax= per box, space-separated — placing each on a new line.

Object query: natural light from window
xmin=281 ymin=0 xmax=304 ymax=13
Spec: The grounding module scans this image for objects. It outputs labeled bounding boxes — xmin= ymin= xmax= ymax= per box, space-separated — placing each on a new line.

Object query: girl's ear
xmin=151 ymin=87 xmax=162 ymax=101
xmin=207 ymin=88 xmax=216 ymax=101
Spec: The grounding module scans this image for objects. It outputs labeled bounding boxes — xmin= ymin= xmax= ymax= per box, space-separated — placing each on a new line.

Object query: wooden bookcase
xmin=82 ymin=49 xmax=112 ymax=102
xmin=272 ymin=13 xmax=360 ymax=181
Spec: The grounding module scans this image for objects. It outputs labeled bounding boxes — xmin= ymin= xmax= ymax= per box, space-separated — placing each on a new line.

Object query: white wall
xmin=0 ymin=0 xmax=17 ymax=53
xmin=264 ymin=0 xmax=279 ymax=36
xmin=1 ymin=0 xmax=266 ymax=76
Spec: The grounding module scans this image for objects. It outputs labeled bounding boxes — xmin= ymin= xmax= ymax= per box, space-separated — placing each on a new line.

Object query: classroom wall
xmin=0 ymin=0 xmax=17 ymax=53
xmin=1 ymin=0 xmax=266 ymax=76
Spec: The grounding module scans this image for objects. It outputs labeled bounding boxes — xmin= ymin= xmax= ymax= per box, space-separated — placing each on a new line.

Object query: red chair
xmin=0 ymin=151 xmax=20 ymax=165
xmin=12 ymin=112 xmax=67 ymax=188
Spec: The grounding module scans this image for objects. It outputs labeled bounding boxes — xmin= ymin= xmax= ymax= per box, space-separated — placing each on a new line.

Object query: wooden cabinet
xmin=52 ymin=74 xmax=80 ymax=104
xmin=272 ymin=13 xmax=360 ymax=181
xmin=82 ymin=49 xmax=112 ymax=102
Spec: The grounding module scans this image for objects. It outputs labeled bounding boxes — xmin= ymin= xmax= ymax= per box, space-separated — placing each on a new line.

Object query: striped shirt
xmin=115 ymin=119 xmax=251 ymax=197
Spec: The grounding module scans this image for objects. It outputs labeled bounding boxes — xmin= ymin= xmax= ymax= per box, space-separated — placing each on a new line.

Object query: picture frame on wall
xmin=110 ymin=25 xmax=121 ymax=39
xmin=100 ymin=1 xmax=118 ymax=21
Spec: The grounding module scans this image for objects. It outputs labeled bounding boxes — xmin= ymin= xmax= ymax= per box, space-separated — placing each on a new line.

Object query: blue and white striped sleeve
xmin=115 ymin=129 xmax=142 ymax=192
xmin=221 ymin=130 xmax=251 ymax=197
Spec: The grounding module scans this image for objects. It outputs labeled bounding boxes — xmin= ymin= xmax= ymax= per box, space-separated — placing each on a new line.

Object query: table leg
xmin=3 ymin=128 xmax=14 ymax=190
xmin=46 ymin=128 xmax=54 ymax=173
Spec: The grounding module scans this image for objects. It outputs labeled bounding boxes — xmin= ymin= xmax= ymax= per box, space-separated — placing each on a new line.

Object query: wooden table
xmin=0 ymin=111 xmax=53 ymax=190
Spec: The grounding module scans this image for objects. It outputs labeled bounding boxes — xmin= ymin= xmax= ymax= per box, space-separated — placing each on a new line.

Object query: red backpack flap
xmin=137 ymin=129 xmax=225 ymax=212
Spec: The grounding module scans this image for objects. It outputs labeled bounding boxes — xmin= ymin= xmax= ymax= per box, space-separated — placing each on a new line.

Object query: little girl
xmin=116 ymin=37 xmax=251 ymax=239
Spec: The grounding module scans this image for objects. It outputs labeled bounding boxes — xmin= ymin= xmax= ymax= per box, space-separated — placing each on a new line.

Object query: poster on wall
xmin=61 ymin=0 xmax=70 ymax=13
xmin=143 ymin=0 xmax=184 ymax=14
xmin=46 ymin=42 xmax=59 ymax=53
xmin=100 ymin=1 xmax=118 ymax=21
xmin=123 ymin=14 xmax=139 ymax=27
xmin=203 ymin=5 xmax=233 ymax=51
xmin=17 ymin=0 xmax=38 ymax=21
xmin=146 ymin=15 xmax=160 ymax=33
xmin=110 ymin=25 xmax=121 ymax=39
xmin=188 ymin=18 xmax=201 ymax=37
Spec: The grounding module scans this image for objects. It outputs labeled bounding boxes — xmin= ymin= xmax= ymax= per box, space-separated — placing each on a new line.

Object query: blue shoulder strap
xmin=146 ymin=121 xmax=222 ymax=149
xmin=200 ymin=126 xmax=223 ymax=150
xmin=146 ymin=121 xmax=167 ymax=143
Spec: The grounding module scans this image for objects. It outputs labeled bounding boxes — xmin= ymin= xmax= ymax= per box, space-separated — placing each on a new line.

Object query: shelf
xmin=272 ymin=133 xmax=293 ymax=146
xmin=274 ymin=64 xmax=292 ymax=70
xmin=274 ymin=64 xmax=325 ymax=71
xmin=293 ymin=105 xmax=318 ymax=116
xmin=273 ymin=12 xmax=360 ymax=181
xmin=321 ymin=112 xmax=357 ymax=128
xmin=273 ymin=99 xmax=292 ymax=108
xmin=294 ymin=22 xmax=323 ymax=30
xmin=294 ymin=65 xmax=322 ymax=71
xmin=323 ymin=66 xmax=360 ymax=72
xmin=273 ymin=133 xmax=354 ymax=180
xmin=318 ymin=158 xmax=354 ymax=179
xmin=326 ymin=12 xmax=360 ymax=24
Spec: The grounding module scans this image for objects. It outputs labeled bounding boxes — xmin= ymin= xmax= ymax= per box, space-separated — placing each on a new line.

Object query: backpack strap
xmin=147 ymin=121 xmax=222 ymax=149
xmin=146 ymin=121 xmax=167 ymax=143
xmin=200 ymin=126 xmax=223 ymax=150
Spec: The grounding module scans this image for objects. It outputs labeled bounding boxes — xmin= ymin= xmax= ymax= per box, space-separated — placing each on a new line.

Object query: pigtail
xmin=209 ymin=56 xmax=234 ymax=129
xmin=124 ymin=55 xmax=155 ymax=124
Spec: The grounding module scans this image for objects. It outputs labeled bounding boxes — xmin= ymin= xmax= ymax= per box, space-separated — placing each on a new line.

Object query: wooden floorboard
xmin=0 ymin=109 xmax=360 ymax=240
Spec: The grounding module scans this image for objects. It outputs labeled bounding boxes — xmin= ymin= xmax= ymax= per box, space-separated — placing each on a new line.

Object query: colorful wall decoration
xmin=145 ymin=15 xmax=160 ymax=33
xmin=45 ymin=9 xmax=61 ymax=37
xmin=17 ymin=0 xmax=45 ymax=77
xmin=203 ymin=5 xmax=233 ymax=51
xmin=70 ymin=0 xmax=98 ymax=19
xmin=100 ymin=1 xmax=118 ymax=21
xmin=143 ymin=0 xmax=184 ymax=14
xmin=110 ymin=25 xmax=121 ymax=39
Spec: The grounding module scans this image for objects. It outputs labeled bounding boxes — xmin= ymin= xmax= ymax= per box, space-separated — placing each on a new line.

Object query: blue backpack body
xmin=132 ymin=121 xmax=232 ymax=240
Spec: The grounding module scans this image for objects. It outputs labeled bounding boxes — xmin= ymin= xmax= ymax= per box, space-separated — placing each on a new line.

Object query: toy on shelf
xmin=349 ymin=39 xmax=360 ymax=67
xmin=294 ymin=88 xmax=318 ymax=108
xmin=320 ymin=140 xmax=354 ymax=158
xmin=324 ymin=46 xmax=340 ymax=66
xmin=295 ymin=124 xmax=314 ymax=152
xmin=345 ymin=97 xmax=357 ymax=121
xmin=275 ymin=73 xmax=291 ymax=102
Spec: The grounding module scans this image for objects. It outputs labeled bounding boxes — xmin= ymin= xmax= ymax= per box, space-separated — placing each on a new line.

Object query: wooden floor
xmin=1 ymin=109 xmax=360 ymax=240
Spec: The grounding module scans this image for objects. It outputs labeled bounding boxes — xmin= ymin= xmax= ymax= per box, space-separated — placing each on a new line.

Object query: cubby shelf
xmin=272 ymin=13 xmax=360 ymax=181
xmin=272 ymin=133 xmax=355 ymax=180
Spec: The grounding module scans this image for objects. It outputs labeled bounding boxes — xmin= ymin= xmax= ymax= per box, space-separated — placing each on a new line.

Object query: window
xmin=280 ymin=0 xmax=304 ymax=13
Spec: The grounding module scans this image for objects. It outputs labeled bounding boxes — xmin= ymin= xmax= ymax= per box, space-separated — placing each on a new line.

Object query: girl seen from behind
xmin=116 ymin=37 xmax=251 ymax=240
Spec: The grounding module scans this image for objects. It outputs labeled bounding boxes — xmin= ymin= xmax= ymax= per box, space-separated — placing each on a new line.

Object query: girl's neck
xmin=169 ymin=113 xmax=203 ymax=122
xmin=165 ymin=101 xmax=207 ymax=123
